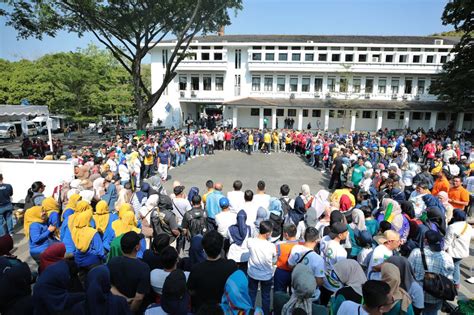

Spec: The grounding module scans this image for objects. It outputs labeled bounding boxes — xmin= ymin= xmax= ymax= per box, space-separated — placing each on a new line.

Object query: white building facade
xmin=150 ymin=35 xmax=472 ymax=132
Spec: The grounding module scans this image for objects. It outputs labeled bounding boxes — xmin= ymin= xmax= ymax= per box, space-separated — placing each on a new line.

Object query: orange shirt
xmin=432 ymin=178 xmax=450 ymax=196
xmin=276 ymin=240 xmax=301 ymax=271
xmin=448 ymin=186 xmax=470 ymax=210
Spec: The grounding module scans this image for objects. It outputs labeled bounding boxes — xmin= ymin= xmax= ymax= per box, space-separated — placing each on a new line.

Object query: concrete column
xmin=271 ymin=108 xmax=277 ymax=129
xmin=232 ymin=107 xmax=238 ymax=128
xmin=404 ymin=111 xmax=410 ymax=128
xmin=259 ymin=107 xmax=264 ymax=129
xmin=455 ymin=112 xmax=464 ymax=132
xmin=297 ymin=108 xmax=303 ymax=130
xmin=429 ymin=111 xmax=437 ymax=130
xmin=377 ymin=110 xmax=383 ymax=130
xmin=350 ymin=111 xmax=356 ymax=132
xmin=324 ymin=109 xmax=330 ymax=131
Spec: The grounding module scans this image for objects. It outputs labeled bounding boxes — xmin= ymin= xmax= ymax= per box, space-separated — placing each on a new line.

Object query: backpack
xmin=184 ymin=209 xmax=210 ymax=238
xmin=269 ymin=212 xmax=284 ymax=239
xmin=150 ymin=209 xmax=175 ymax=242
xmin=24 ymin=193 xmax=43 ymax=211
xmin=279 ymin=197 xmax=293 ymax=216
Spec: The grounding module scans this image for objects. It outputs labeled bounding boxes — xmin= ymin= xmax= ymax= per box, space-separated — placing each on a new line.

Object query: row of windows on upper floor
xmin=186 ymin=45 xmax=450 ymax=52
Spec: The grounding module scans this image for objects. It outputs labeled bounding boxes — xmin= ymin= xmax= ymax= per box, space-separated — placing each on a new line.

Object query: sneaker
xmin=169 ymin=166 xmax=174 ymax=170
xmin=321 ymin=170 xmax=326 ymax=174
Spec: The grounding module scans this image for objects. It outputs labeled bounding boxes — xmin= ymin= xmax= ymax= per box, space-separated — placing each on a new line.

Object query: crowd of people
xmin=0 ymin=125 xmax=473 ymax=315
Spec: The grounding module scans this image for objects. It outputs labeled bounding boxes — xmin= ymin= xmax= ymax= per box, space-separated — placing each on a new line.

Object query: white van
xmin=0 ymin=123 xmax=16 ymax=139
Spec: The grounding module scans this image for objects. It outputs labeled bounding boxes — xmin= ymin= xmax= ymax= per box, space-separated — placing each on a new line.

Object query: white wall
xmin=237 ymin=108 xmax=259 ymax=128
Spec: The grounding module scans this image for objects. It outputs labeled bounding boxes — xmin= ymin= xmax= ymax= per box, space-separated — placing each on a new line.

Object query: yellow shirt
xmin=248 ymin=134 xmax=254 ymax=145
xmin=264 ymin=133 xmax=271 ymax=144
xmin=272 ymin=134 xmax=279 ymax=143
xmin=203 ymin=189 xmax=214 ymax=204
xmin=144 ymin=154 xmax=154 ymax=166
xmin=285 ymin=136 xmax=292 ymax=144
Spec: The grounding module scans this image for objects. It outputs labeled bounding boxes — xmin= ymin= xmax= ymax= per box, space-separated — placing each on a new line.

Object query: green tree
xmin=429 ymin=0 xmax=474 ymax=111
xmin=2 ymin=0 xmax=243 ymax=128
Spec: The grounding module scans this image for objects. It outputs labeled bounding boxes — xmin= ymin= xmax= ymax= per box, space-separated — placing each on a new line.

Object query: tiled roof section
xmin=223 ymin=97 xmax=458 ymax=111
xmin=163 ymin=35 xmax=459 ymax=45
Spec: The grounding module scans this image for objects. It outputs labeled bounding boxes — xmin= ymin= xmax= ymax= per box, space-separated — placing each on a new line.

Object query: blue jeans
xmin=423 ymin=301 xmax=443 ymax=315
xmin=274 ymin=268 xmax=292 ymax=294
xmin=453 ymin=258 xmax=462 ymax=285
xmin=0 ymin=204 xmax=14 ymax=235
xmin=248 ymin=276 xmax=272 ymax=315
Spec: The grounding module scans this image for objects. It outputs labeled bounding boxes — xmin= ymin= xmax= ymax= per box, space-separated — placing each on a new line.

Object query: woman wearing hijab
xmin=415 ymin=206 xmax=447 ymax=248
xmin=330 ymin=259 xmax=367 ymax=315
xmin=187 ymin=186 xmax=200 ymax=204
xmin=91 ymin=200 xmax=117 ymax=252
xmin=291 ymin=185 xmax=314 ymax=224
xmin=42 ymin=197 xmax=61 ymax=232
xmin=180 ymin=235 xmax=207 ymax=272
xmin=221 ymin=270 xmax=264 ymax=315
xmin=25 ymin=206 xmax=56 ymax=263
xmin=347 ymin=209 xmax=367 ymax=257
xmin=228 ymin=210 xmax=252 ymax=272
xmin=0 ymin=256 xmax=33 ymax=315
xmin=296 ymin=207 xmax=318 ymax=240
xmin=131 ymin=182 xmax=150 ymax=215
xmin=0 ymin=234 xmax=21 ymax=266
xmin=39 ymin=242 xmax=66 ymax=273
xmin=72 ymin=209 xmax=105 ymax=269
xmin=71 ymin=265 xmax=130 ymax=315
xmin=268 ymin=197 xmax=284 ymax=242
xmin=386 ymin=256 xmax=424 ymax=314
xmin=60 ymin=194 xmax=82 ymax=238
xmin=381 ymin=262 xmax=415 ymax=315
xmin=253 ymin=207 xmax=268 ymax=236
xmin=101 ymin=181 xmax=118 ymax=211
xmin=436 ymin=191 xmax=453 ymax=223
xmin=339 ymin=194 xmax=352 ymax=212
xmin=62 ymin=200 xmax=91 ymax=254
xmin=111 ymin=203 xmax=146 ymax=258
xmin=377 ymin=198 xmax=410 ymax=243
xmin=33 ymin=260 xmax=85 ymax=314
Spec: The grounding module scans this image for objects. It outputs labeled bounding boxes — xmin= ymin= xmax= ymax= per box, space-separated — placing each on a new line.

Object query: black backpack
xmin=150 ymin=209 xmax=175 ymax=242
xmin=279 ymin=198 xmax=293 ymax=216
xmin=184 ymin=209 xmax=210 ymax=237
xmin=269 ymin=212 xmax=284 ymax=239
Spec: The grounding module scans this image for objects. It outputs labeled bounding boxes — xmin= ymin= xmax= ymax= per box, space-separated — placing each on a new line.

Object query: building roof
xmin=0 ymin=105 xmax=49 ymax=116
xmin=223 ymin=97 xmax=457 ymax=111
xmin=164 ymin=34 xmax=459 ymax=45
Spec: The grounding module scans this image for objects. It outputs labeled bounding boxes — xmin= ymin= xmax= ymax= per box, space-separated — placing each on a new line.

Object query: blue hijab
xmin=221 ymin=270 xmax=263 ymax=315
xmin=135 ymin=183 xmax=150 ymax=204
xmin=189 ymin=235 xmax=206 ymax=266
xmin=72 ymin=265 xmax=130 ymax=315
xmin=101 ymin=184 xmax=118 ymax=211
xmin=422 ymin=194 xmax=447 ymax=215
xmin=187 ymin=186 xmax=200 ymax=204
xmin=229 ymin=210 xmax=251 ymax=246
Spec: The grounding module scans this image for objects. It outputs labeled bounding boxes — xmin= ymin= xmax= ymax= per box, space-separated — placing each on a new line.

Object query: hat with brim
xmin=374 ymin=230 xmax=400 ymax=245
xmin=328 ymin=221 xmax=348 ymax=239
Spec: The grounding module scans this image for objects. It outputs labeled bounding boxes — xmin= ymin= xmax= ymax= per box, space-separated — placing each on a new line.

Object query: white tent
xmin=0 ymin=105 xmax=49 ymax=121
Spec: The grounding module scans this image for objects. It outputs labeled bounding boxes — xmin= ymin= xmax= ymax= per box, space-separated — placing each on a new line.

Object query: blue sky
xmin=0 ymin=0 xmax=451 ymax=61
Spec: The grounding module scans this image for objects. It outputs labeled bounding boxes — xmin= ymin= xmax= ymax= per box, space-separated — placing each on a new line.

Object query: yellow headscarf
xmin=68 ymin=200 xmax=92 ymax=232
xmin=64 ymin=194 xmax=82 ymax=216
xmin=118 ymin=203 xmax=134 ymax=220
xmin=42 ymin=197 xmax=59 ymax=215
xmin=112 ymin=209 xmax=140 ymax=237
xmin=93 ymin=200 xmax=110 ymax=234
xmin=71 ymin=210 xmax=97 ymax=252
xmin=24 ymin=206 xmax=45 ymax=239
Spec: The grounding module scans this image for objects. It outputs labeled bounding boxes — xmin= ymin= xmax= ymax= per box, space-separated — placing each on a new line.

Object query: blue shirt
xmin=48 ymin=211 xmax=60 ymax=229
xmin=74 ymin=232 xmax=105 ymax=267
xmin=29 ymin=222 xmax=54 ymax=256
xmin=157 ymin=152 xmax=169 ymax=165
xmin=60 ymin=213 xmax=76 ymax=254
xmin=91 ymin=213 xmax=118 ymax=252
xmin=205 ymin=190 xmax=224 ymax=219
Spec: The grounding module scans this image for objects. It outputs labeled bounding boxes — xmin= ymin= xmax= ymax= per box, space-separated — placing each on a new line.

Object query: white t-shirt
xmin=118 ymin=164 xmax=130 ymax=181
xmin=150 ymin=269 xmax=190 ymax=294
xmin=227 ymin=191 xmax=245 ymax=213
xmin=337 ymin=301 xmax=368 ymax=315
xmin=320 ymin=238 xmax=347 ymax=292
xmin=288 ymin=245 xmax=325 ymax=300
xmin=367 ymin=244 xmax=393 ymax=280
xmin=171 ymin=197 xmax=192 ymax=225
xmin=215 ymin=211 xmax=237 ymax=237
xmin=243 ymin=201 xmax=259 ymax=226
xmin=227 ymin=230 xmax=251 ymax=263
xmin=245 ymin=237 xmax=276 ymax=281
xmin=253 ymin=193 xmax=271 ymax=210
xmin=357 ymin=247 xmax=373 ymax=268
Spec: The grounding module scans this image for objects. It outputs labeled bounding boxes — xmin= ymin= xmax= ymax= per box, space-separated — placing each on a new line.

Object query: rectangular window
xmin=314 ymin=78 xmax=323 ymax=92
xmin=203 ymin=76 xmax=212 ymax=90
xmin=252 ymin=53 xmax=262 ymax=61
xmin=405 ymin=79 xmax=413 ymax=94
xmin=440 ymin=56 xmax=448 ymax=63
xmin=417 ymin=79 xmax=425 ymax=94
xmin=179 ymin=76 xmax=187 ymax=91
xmin=251 ymin=76 xmax=261 ymax=91
xmin=399 ymin=55 xmax=408 ymax=63
xmin=337 ymin=110 xmax=345 ymax=118
xmin=264 ymin=109 xmax=272 ymax=116
xmin=291 ymin=46 xmax=301 ymax=50
xmin=413 ymin=55 xmax=421 ymax=63
xmin=387 ymin=111 xmax=396 ymax=119
xmin=292 ymin=53 xmax=301 ymax=61
xmin=304 ymin=47 xmax=314 ymax=50
xmin=277 ymin=76 xmax=286 ymax=91
xmin=302 ymin=77 xmax=310 ymax=92
xmin=378 ymin=78 xmax=386 ymax=94
xmin=362 ymin=111 xmax=372 ymax=119
xmin=399 ymin=112 xmax=405 ymax=120
xmin=391 ymin=79 xmax=399 ymax=94
xmin=264 ymin=76 xmax=273 ymax=91
xmin=312 ymin=109 xmax=321 ymax=117
xmin=186 ymin=52 xmax=197 ymax=60
xmin=215 ymin=76 xmax=224 ymax=91
xmin=287 ymin=109 xmax=297 ymax=117
xmin=339 ymin=78 xmax=348 ymax=93
xmin=276 ymin=109 xmax=284 ymax=116
xmin=426 ymin=55 xmax=434 ymax=63
xmin=318 ymin=54 xmax=327 ymax=61
xmin=331 ymin=54 xmax=340 ymax=62
xmin=214 ymin=53 xmax=223 ymax=60
xmin=278 ymin=46 xmax=288 ymax=50
xmin=318 ymin=47 xmax=327 ymax=50
xmin=252 ymin=46 xmax=262 ymax=50
xmin=289 ymin=77 xmax=298 ymax=92
xmin=265 ymin=53 xmax=274 ymax=61
xmin=250 ymin=108 xmax=259 ymax=116
xmin=359 ymin=54 xmax=367 ymax=62
xmin=372 ymin=54 xmax=381 ymax=62
xmin=412 ymin=112 xmax=423 ymax=120
xmin=385 ymin=55 xmax=394 ymax=63
xmin=425 ymin=112 xmax=431 ymax=120
xmin=234 ymin=74 xmax=241 ymax=96
xmin=305 ymin=53 xmax=314 ymax=61
xmin=329 ymin=110 xmax=335 ymax=118
xmin=353 ymin=78 xmax=361 ymax=93
xmin=278 ymin=53 xmax=288 ymax=61
xmin=191 ymin=76 xmax=199 ymax=90
xmin=327 ymin=78 xmax=335 ymax=92
xmin=365 ymin=78 xmax=374 ymax=93
xmin=345 ymin=54 xmax=353 ymax=62
xmin=438 ymin=112 xmax=446 ymax=120
xmin=202 ymin=52 xmax=210 ymax=60
xmin=235 ymin=49 xmax=241 ymax=69
xmin=303 ymin=109 xmax=308 ymax=117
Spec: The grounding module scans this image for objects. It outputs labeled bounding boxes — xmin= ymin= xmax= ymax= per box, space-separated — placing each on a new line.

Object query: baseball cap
xmin=375 ymin=230 xmax=400 ymax=245
xmin=219 ymin=197 xmax=230 ymax=208
xmin=328 ymin=222 xmax=348 ymax=239
xmin=161 ymin=269 xmax=190 ymax=315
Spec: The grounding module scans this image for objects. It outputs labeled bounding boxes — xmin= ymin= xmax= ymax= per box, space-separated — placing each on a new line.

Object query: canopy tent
xmin=0 ymin=105 xmax=49 ymax=122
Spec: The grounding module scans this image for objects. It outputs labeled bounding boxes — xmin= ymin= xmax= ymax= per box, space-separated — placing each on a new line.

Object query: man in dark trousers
xmin=329 ymin=150 xmax=345 ymax=190
xmin=0 ymin=174 xmax=14 ymax=235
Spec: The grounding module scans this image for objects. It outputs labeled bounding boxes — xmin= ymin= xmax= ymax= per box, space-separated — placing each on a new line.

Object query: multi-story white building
xmin=150 ymin=35 xmax=472 ymax=132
